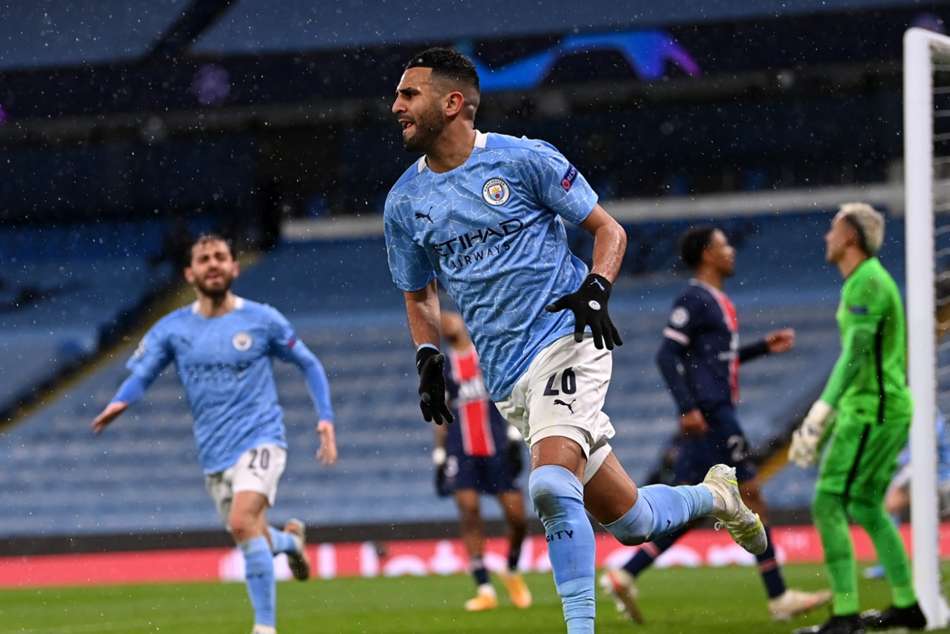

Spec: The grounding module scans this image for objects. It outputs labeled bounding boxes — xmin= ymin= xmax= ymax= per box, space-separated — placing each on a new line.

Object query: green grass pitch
xmin=4 ymin=564 xmax=950 ymax=633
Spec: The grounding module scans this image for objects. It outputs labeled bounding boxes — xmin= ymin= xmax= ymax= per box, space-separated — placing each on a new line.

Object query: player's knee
xmin=529 ymin=465 xmax=581 ymax=521
xmin=847 ymin=499 xmax=885 ymax=530
xmin=458 ymin=506 xmax=480 ymax=527
xmin=228 ymin=513 xmax=257 ymax=542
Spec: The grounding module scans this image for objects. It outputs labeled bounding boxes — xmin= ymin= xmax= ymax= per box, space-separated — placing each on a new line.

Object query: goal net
xmin=904 ymin=26 xmax=950 ymax=628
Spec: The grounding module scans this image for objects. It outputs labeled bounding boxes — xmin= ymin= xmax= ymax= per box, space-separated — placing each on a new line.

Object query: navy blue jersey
xmin=656 ymin=280 xmax=768 ymax=414
xmin=444 ymin=345 xmax=510 ymax=457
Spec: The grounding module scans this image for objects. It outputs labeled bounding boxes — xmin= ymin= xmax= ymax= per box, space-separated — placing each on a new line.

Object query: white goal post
xmin=904 ymin=26 xmax=950 ymax=629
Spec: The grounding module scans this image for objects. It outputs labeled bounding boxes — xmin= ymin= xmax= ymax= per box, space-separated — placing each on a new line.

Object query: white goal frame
xmin=904 ymin=26 xmax=950 ymax=629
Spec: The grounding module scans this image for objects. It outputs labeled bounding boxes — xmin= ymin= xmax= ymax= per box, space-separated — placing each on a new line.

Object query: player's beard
xmin=194 ymin=274 xmax=233 ymax=300
xmin=402 ymin=107 xmax=446 ymax=153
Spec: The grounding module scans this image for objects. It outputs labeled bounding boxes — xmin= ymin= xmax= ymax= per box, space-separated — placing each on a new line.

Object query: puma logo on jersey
xmin=415 ymin=210 xmax=434 ymax=223
xmin=554 ymin=398 xmax=576 ymax=414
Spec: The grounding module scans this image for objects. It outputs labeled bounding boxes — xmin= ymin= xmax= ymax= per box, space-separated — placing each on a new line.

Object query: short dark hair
xmin=190 ymin=233 xmax=235 ymax=260
xmin=679 ymin=226 xmax=717 ymax=270
xmin=405 ymin=47 xmax=480 ymax=93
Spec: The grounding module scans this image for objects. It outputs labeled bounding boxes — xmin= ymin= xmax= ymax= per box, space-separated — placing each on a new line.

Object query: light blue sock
xmin=529 ymin=465 xmax=595 ymax=634
xmin=240 ymin=536 xmax=276 ymax=627
xmin=267 ymin=526 xmax=299 ymax=555
xmin=605 ymin=484 xmax=714 ymax=545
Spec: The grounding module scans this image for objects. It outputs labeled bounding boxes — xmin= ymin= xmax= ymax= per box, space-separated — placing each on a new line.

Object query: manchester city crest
xmin=232 ymin=332 xmax=253 ymax=351
xmin=482 ymin=177 xmax=511 ymax=206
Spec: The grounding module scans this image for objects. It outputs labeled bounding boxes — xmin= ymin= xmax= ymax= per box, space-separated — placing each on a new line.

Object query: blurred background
xmin=0 ymin=0 xmax=943 ymax=579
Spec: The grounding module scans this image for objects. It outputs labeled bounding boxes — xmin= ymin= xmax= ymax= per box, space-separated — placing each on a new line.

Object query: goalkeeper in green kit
xmin=789 ymin=203 xmax=927 ymax=634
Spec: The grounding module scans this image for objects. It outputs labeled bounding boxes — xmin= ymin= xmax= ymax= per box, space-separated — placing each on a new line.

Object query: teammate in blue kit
xmin=433 ymin=311 xmax=532 ymax=611
xmin=600 ymin=226 xmax=830 ymax=623
xmin=384 ymin=47 xmax=767 ymax=633
xmin=90 ymin=235 xmax=337 ymax=634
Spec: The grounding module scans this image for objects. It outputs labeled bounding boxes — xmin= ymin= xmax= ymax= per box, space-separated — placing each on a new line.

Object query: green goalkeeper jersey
xmin=819 ymin=257 xmax=912 ymax=422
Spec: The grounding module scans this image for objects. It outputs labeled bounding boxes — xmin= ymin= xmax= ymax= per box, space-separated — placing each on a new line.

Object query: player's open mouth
xmin=400 ymin=120 xmax=414 ymax=133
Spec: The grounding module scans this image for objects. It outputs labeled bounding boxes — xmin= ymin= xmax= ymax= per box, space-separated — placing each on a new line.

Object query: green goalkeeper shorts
xmin=816 ymin=410 xmax=910 ymax=504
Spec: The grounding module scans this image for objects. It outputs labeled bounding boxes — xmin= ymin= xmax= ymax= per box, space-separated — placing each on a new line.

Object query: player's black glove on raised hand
xmin=545 ymin=273 xmax=623 ymax=350
xmin=416 ymin=346 xmax=454 ymax=425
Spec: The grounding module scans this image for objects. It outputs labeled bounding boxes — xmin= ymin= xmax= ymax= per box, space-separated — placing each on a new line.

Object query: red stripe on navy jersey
xmin=450 ymin=347 xmax=495 ymax=457
xmin=705 ymin=285 xmax=740 ymax=404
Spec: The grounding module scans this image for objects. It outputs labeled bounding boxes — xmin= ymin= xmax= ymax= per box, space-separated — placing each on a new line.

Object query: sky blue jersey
xmin=119 ymin=297 xmax=334 ymax=473
xmin=384 ymin=131 xmax=598 ymax=400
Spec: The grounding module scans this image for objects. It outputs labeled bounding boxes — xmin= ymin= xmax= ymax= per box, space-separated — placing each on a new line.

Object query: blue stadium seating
xmin=0 ymin=222 xmax=171 ymax=410
xmin=0 ymin=210 xmax=908 ymax=536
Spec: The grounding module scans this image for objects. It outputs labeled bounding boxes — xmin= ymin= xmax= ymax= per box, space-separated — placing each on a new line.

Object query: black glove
xmin=416 ymin=346 xmax=454 ymax=425
xmin=545 ymin=273 xmax=623 ymax=350
xmin=506 ymin=440 xmax=524 ymax=479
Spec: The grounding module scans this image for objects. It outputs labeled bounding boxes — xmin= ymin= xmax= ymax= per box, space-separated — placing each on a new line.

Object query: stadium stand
xmin=0 ymin=222 xmax=174 ymax=414
xmin=0 ymin=209 xmax=888 ymax=538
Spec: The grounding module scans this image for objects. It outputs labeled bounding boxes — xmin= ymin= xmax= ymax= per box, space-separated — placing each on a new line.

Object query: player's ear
xmin=184 ymin=266 xmax=196 ymax=284
xmin=232 ymin=260 xmax=241 ymax=278
xmin=444 ymin=90 xmax=465 ymax=117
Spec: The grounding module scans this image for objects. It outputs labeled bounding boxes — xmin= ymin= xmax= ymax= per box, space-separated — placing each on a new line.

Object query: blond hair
xmin=837 ymin=202 xmax=885 ymax=255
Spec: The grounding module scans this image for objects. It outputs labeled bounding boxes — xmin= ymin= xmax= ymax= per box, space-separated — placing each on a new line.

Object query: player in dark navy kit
xmin=600 ymin=226 xmax=831 ymax=623
xmin=432 ymin=311 xmax=532 ymax=611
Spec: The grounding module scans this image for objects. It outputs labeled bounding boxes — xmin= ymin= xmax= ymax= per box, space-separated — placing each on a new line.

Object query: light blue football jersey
xmin=127 ymin=297 xmax=303 ymax=473
xmin=384 ymin=131 xmax=599 ymax=400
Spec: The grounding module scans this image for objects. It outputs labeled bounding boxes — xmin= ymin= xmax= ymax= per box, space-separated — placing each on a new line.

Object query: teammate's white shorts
xmin=204 ymin=443 xmax=287 ymax=523
xmin=495 ymin=334 xmax=614 ymax=484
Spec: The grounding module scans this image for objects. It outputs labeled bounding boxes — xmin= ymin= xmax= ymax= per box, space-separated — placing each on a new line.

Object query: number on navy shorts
xmin=543 ymin=367 xmax=577 ymax=396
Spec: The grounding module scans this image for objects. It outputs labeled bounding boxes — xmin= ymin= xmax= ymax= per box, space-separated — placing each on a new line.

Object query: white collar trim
xmin=191 ymin=295 xmax=244 ymax=314
xmin=415 ymin=130 xmax=487 ymax=173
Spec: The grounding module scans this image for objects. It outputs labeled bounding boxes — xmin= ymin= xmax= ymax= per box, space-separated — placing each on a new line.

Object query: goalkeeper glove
xmin=788 ymin=400 xmax=834 ymax=468
xmin=545 ymin=273 xmax=623 ymax=350
xmin=417 ymin=346 xmax=453 ymax=425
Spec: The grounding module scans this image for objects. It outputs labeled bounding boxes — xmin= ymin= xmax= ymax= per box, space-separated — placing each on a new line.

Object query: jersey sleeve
xmin=656 ymin=294 xmax=702 ymax=414
xmin=384 ymin=195 xmax=435 ymax=292
xmin=266 ymin=306 xmax=300 ymax=360
xmin=266 ymin=307 xmax=335 ymax=422
xmin=662 ymin=293 xmax=700 ymax=348
xmin=820 ymin=272 xmax=883 ymax=407
xmin=524 ymin=141 xmax=598 ymax=225
xmin=126 ymin=321 xmax=173 ymax=383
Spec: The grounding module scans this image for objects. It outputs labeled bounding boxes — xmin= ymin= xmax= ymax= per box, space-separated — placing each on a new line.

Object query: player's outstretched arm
xmin=91 ymin=372 xmax=149 ymax=434
xmin=545 ymin=205 xmax=626 ymax=350
xmin=316 ymin=420 xmax=337 ymax=466
xmin=91 ymin=401 xmax=128 ymax=434
xmin=404 ymin=281 xmax=453 ymax=425
xmin=739 ymin=328 xmax=796 ymax=364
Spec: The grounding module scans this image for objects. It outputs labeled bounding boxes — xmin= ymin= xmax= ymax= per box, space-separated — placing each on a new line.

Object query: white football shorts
xmin=495 ymin=333 xmax=614 ymax=484
xmin=204 ymin=443 xmax=287 ymax=523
